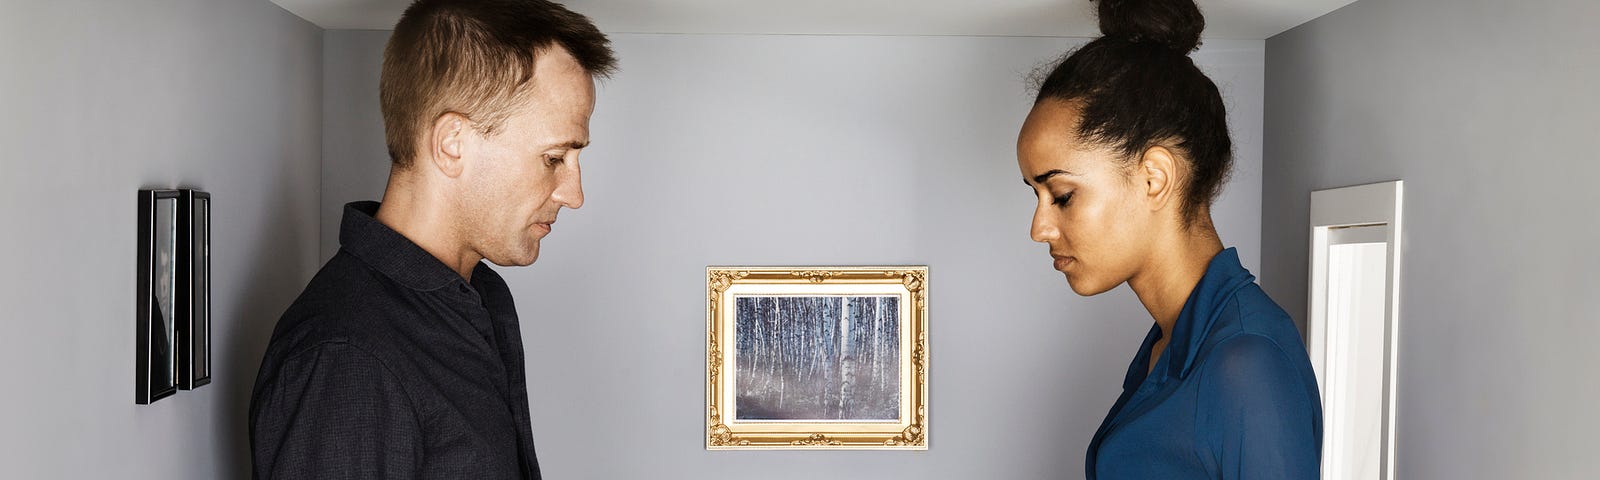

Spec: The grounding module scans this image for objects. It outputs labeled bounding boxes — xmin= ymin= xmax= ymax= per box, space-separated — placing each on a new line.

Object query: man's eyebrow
xmin=1026 ymin=169 xmax=1077 ymax=185
xmin=549 ymin=140 xmax=589 ymax=150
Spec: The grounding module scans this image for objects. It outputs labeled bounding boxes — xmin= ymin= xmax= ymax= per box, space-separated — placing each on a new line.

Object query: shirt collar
xmin=339 ymin=201 xmax=469 ymax=292
xmin=1160 ymin=247 xmax=1257 ymax=381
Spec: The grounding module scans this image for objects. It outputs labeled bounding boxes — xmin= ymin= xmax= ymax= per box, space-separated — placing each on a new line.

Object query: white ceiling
xmin=269 ymin=0 xmax=1358 ymax=40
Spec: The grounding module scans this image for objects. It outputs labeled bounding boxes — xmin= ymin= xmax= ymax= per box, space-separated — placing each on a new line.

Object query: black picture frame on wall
xmin=137 ymin=189 xmax=181 ymax=404
xmin=178 ymin=190 xmax=211 ymax=390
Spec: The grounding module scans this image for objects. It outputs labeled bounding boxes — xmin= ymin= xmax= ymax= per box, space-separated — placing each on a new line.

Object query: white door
xmin=1308 ymin=181 xmax=1403 ymax=480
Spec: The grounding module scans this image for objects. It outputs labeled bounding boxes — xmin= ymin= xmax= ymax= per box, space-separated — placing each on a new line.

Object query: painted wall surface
xmin=1263 ymin=0 xmax=1600 ymax=478
xmin=0 ymin=0 xmax=322 ymax=478
xmin=321 ymin=31 xmax=1266 ymax=478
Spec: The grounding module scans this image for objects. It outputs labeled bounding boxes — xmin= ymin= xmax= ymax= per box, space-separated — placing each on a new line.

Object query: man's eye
xmin=1052 ymin=193 xmax=1073 ymax=207
xmin=544 ymin=155 xmax=565 ymax=167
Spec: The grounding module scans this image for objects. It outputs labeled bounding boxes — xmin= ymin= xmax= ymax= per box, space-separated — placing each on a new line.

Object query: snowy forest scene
xmin=734 ymin=295 xmax=901 ymax=421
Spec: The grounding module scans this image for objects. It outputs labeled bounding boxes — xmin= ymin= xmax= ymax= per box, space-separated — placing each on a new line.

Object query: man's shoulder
xmin=265 ymin=252 xmax=417 ymax=361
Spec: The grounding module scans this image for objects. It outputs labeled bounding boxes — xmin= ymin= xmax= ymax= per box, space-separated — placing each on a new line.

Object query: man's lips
xmin=533 ymin=221 xmax=553 ymax=234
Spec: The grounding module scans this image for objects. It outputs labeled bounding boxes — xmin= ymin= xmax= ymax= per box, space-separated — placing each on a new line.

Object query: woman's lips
xmin=1053 ymin=255 xmax=1074 ymax=271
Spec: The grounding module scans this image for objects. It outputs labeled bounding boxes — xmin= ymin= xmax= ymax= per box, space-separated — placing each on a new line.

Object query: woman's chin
xmin=1064 ymin=274 xmax=1116 ymax=297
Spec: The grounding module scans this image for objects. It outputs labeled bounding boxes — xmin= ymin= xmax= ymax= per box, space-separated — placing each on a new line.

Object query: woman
xmin=1016 ymin=1 xmax=1322 ymax=478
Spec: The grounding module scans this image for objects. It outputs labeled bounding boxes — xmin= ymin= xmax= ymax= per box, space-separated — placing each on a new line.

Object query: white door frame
xmin=1308 ymin=180 xmax=1404 ymax=480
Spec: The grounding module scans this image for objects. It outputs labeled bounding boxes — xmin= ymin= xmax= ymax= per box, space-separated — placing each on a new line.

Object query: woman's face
xmin=1017 ymin=100 xmax=1158 ymax=296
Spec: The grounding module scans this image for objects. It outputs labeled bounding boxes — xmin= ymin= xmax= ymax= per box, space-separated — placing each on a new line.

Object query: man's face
xmin=456 ymin=46 xmax=596 ymax=267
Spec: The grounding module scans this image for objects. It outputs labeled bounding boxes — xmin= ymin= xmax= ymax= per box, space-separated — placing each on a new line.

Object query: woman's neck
xmin=1127 ymin=221 xmax=1225 ymax=341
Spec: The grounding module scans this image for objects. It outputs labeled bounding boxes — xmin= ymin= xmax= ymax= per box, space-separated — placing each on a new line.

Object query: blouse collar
xmin=1158 ymin=247 xmax=1257 ymax=381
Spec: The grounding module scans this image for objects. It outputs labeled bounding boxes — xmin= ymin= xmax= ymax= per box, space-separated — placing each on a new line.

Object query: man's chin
xmin=486 ymin=245 xmax=541 ymax=268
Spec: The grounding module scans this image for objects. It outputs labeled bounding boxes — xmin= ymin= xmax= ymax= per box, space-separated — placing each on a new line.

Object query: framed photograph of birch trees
xmin=706 ymin=266 xmax=928 ymax=450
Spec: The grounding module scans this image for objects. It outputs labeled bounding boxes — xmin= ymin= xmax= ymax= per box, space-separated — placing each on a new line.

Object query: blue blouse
xmin=1086 ymin=248 xmax=1322 ymax=479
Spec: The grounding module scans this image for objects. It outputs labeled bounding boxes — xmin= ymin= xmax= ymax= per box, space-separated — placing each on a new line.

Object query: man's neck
xmin=373 ymin=172 xmax=481 ymax=281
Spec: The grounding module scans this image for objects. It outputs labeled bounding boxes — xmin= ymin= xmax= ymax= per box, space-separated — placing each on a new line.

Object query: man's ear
xmin=1138 ymin=145 xmax=1181 ymax=212
xmin=426 ymin=112 xmax=471 ymax=178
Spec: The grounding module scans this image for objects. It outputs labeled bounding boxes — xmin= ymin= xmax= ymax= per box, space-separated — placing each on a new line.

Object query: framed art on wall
xmin=136 ymin=189 xmax=181 ymax=404
xmin=177 ymin=189 xmax=211 ymax=390
xmin=706 ymin=266 xmax=929 ymax=450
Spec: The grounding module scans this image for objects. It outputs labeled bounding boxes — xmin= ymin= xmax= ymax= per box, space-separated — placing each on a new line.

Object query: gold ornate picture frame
xmin=706 ymin=266 xmax=928 ymax=450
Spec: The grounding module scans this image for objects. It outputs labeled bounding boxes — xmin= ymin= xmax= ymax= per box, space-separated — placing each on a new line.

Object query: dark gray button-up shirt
xmin=250 ymin=201 xmax=541 ymax=479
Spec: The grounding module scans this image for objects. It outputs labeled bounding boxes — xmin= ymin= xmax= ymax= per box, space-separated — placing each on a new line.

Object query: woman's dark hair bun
xmin=1095 ymin=0 xmax=1205 ymax=53
xmin=1031 ymin=0 xmax=1231 ymax=225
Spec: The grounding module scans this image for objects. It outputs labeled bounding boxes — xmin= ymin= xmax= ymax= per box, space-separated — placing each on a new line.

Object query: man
xmin=249 ymin=1 xmax=615 ymax=478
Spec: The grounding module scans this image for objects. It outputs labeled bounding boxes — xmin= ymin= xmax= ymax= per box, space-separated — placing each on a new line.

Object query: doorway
xmin=1308 ymin=181 xmax=1403 ymax=480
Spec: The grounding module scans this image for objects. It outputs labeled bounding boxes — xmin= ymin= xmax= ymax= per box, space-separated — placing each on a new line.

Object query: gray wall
xmin=1262 ymin=0 xmax=1600 ymax=478
xmin=0 ymin=0 xmax=322 ymax=478
xmin=322 ymin=31 xmax=1265 ymax=478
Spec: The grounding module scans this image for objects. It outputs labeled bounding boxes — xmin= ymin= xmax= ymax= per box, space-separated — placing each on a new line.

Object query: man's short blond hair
xmin=380 ymin=0 xmax=616 ymax=167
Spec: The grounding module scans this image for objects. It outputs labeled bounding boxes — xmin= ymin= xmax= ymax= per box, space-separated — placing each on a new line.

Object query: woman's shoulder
xmin=1207 ymin=283 xmax=1306 ymax=354
xmin=1188 ymin=314 xmax=1324 ymax=478
xmin=1198 ymin=333 xmax=1299 ymax=382
xmin=1191 ymin=281 xmax=1321 ymax=411
xmin=1190 ymin=331 xmax=1321 ymax=426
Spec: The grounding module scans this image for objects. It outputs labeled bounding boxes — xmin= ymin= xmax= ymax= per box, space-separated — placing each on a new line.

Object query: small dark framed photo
xmin=137 ymin=189 xmax=181 ymax=404
xmin=177 ymin=190 xmax=211 ymax=390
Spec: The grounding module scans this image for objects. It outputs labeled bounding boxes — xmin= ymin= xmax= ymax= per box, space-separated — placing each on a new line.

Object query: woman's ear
xmin=426 ymin=112 xmax=470 ymax=178
xmin=1138 ymin=145 xmax=1181 ymax=212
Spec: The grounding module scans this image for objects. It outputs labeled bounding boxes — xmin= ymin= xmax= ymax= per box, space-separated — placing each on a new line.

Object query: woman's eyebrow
xmin=1025 ymin=169 xmax=1078 ymax=185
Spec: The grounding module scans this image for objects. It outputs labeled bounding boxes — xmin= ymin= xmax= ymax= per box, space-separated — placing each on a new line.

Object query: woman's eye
xmin=1052 ymin=193 xmax=1073 ymax=207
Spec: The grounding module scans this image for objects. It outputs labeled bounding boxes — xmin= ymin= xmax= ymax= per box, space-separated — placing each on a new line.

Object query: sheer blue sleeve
xmin=1194 ymin=334 xmax=1322 ymax=480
